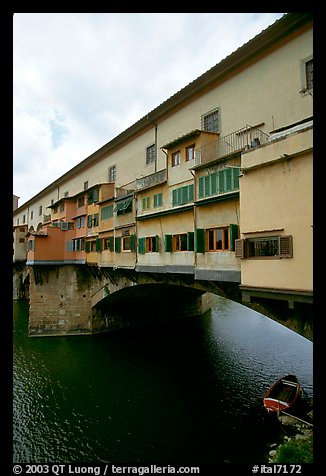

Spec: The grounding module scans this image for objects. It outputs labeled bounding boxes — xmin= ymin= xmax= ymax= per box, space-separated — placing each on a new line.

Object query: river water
xmin=13 ymin=295 xmax=313 ymax=464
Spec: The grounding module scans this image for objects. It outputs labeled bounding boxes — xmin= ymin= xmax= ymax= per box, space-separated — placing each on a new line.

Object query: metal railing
xmin=194 ymin=125 xmax=269 ymax=167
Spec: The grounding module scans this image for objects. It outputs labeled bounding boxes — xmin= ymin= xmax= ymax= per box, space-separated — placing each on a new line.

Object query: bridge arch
xmin=90 ymin=270 xmax=239 ymax=333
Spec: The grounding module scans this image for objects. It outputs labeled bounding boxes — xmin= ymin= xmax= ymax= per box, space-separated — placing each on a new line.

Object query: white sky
xmin=13 ymin=12 xmax=284 ymax=206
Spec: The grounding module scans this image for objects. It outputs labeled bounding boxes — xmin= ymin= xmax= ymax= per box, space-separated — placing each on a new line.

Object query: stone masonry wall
xmin=29 ymin=265 xmax=94 ymax=336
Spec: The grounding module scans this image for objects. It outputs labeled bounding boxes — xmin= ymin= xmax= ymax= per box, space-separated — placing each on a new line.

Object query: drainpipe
xmin=154 ymin=124 xmax=158 ymax=173
xmin=161 ymin=147 xmax=168 ymax=181
xmin=190 ymin=170 xmax=197 ymax=268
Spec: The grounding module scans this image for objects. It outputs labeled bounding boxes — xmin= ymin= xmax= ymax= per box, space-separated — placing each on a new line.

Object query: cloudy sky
xmin=13 ymin=12 xmax=284 ymax=206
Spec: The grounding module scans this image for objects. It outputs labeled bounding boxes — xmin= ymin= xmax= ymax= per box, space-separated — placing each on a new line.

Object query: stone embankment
xmin=267 ymin=408 xmax=313 ymax=463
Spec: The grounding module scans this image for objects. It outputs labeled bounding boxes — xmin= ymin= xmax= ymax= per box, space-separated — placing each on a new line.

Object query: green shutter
xmin=96 ymin=238 xmax=102 ymax=252
xmin=204 ymin=175 xmax=210 ymax=197
xmin=108 ymin=236 xmax=114 ymax=251
xmin=130 ymin=234 xmax=136 ymax=252
xmin=115 ymin=237 xmax=121 ymax=253
xmin=87 ymin=214 xmax=93 ymax=228
xmin=187 ymin=232 xmax=194 ymax=251
xmin=198 ymin=177 xmax=204 ymax=199
xmin=138 ymin=237 xmax=146 ymax=254
xmin=219 ymin=170 xmax=225 ymax=193
xmin=172 ymin=189 xmax=178 ymax=207
xmin=85 ymin=241 xmax=90 ymax=253
xmin=195 ymin=229 xmax=206 ymax=253
xmin=164 ymin=234 xmax=173 ymax=252
xmin=225 ymin=168 xmax=232 ymax=191
xmin=188 ymin=184 xmax=194 ymax=202
xmin=155 ymin=235 xmax=160 ymax=252
xmin=210 ymin=173 xmax=217 ymax=195
xmin=229 ymin=224 xmax=239 ymax=251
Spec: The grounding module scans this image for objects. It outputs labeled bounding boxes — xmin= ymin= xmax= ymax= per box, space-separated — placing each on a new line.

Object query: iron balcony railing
xmin=194 ymin=125 xmax=269 ymax=168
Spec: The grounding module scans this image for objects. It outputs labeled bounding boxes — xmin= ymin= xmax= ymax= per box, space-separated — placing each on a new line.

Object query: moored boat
xmin=263 ymin=374 xmax=301 ymax=414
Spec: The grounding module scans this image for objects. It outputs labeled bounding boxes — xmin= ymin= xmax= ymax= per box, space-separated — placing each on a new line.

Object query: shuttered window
xmin=153 ymin=193 xmax=163 ymax=208
xmin=164 ymin=234 xmax=173 ymax=252
xmin=198 ymin=168 xmax=240 ymax=199
xmin=172 ymin=184 xmax=194 ymax=206
xmin=235 ymin=235 xmax=293 ymax=259
xmin=101 ymin=205 xmax=113 ymax=220
xmin=195 ymin=229 xmax=206 ymax=253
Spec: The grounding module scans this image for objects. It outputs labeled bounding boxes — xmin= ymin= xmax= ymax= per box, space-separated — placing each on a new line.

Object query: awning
xmin=114 ymin=197 xmax=132 ymax=212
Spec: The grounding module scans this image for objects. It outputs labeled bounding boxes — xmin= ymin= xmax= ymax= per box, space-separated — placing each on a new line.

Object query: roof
xmin=14 ymin=13 xmax=312 ymax=213
xmin=161 ymin=129 xmax=218 ymax=149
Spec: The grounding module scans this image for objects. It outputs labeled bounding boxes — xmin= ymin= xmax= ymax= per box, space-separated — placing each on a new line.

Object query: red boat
xmin=263 ymin=374 xmax=302 ymax=414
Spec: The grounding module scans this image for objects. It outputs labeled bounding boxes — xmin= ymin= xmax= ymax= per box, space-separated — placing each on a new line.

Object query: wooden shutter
xmin=229 ymin=224 xmax=239 ymax=251
xmin=96 ymin=238 xmax=102 ymax=252
xmin=235 ymin=239 xmax=245 ymax=258
xmin=85 ymin=241 xmax=90 ymax=253
xmin=198 ymin=177 xmax=204 ymax=198
xmin=187 ymin=232 xmax=194 ymax=251
xmin=279 ymin=235 xmax=293 ymax=258
xmin=164 ymin=234 xmax=173 ymax=252
xmin=154 ymin=235 xmax=160 ymax=252
xmin=138 ymin=237 xmax=146 ymax=254
xmin=195 ymin=229 xmax=206 ymax=253
xmin=115 ymin=236 xmax=121 ymax=253
xmin=130 ymin=234 xmax=136 ymax=252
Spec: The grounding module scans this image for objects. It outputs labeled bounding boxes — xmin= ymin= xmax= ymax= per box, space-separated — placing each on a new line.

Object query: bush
xmin=273 ymin=435 xmax=313 ymax=463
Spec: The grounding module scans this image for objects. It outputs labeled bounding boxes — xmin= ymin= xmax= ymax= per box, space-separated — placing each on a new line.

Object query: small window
xmin=142 ymin=196 xmax=151 ymax=210
xmin=108 ymin=165 xmax=116 ymax=183
xmin=153 ymin=193 xmax=163 ymax=208
xmin=76 ymin=216 xmax=85 ymax=229
xmin=202 ymin=107 xmax=219 ymax=132
xmin=60 ymin=202 xmax=65 ymax=212
xmin=64 ymin=191 xmax=69 ymax=197
xmin=39 ymin=205 xmax=42 ymax=216
xmin=77 ymin=196 xmax=84 ymax=208
xmin=173 ymin=233 xmax=188 ymax=252
xmin=236 ymin=235 xmax=293 ymax=259
xmin=206 ymin=227 xmax=229 ymax=251
xmin=146 ymin=144 xmax=156 ymax=165
xmin=305 ymin=59 xmax=313 ymax=90
xmin=84 ymin=181 xmax=88 ymax=191
xmin=172 ymin=151 xmax=181 ymax=167
xmin=186 ymin=144 xmax=195 ymax=162
xmin=30 ymin=211 xmax=34 ymax=220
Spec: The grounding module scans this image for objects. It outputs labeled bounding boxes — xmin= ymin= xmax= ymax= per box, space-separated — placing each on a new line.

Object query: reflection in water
xmin=13 ymin=295 xmax=312 ymax=464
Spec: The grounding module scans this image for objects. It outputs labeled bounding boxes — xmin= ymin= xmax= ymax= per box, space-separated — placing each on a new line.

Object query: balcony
xmin=136 ymin=169 xmax=167 ymax=191
xmin=193 ymin=125 xmax=269 ymax=168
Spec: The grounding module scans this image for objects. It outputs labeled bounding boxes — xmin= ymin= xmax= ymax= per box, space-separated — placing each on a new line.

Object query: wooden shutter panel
xmin=96 ymin=238 xmax=102 ymax=252
xmin=279 ymin=235 xmax=293 ymax=258
xmin=115 ymin=236 xmax=121 ymax=253
xmin=85 ymin=241 xmax=90 ymax=253
xmin=198 ymin=177 xmax=204 ymax=198
xmin=108 ymin=236 xmax=114 ymax=251
xmin=229 ymin=224 xmax=239 ymax=251
xmin=138 ymin=237 xmax=145 ymax=254
xmin=187 ymin=232 xmax=194 ymax=251
xmin=154 ymin=235 xmax=160 ymax=253
xmin=164 ymin=234 xmax=173 ymax=252
xmin=130 ymin=234 xmax=136 ymax=252
xmin=235 ymin=239 xmax=245 ymax=258
xmin=195 ymin=229 xmax=206 ymax=253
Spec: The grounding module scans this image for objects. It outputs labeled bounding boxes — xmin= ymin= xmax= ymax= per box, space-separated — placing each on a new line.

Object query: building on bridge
xmin=13 ymin=13 xmax=313 ymax=336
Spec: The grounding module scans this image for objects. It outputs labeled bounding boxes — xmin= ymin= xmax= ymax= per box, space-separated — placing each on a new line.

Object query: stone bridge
xmin=13 ymin=264 xmax=312 ymax=340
